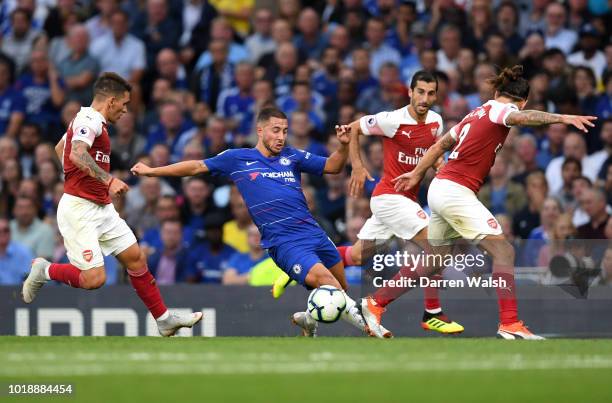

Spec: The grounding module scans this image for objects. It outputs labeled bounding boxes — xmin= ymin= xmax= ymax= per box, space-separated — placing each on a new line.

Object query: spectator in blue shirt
xmin=294 ymin=8 xmax=328 ymax=60
xmin=192 ymin=39 xmax=235 ymax=113
xmin=311 ymin=47 xmax=340 ymax=105
xmin=185 ymin=213 xmax=236 ymax=283
xmin=145 ymin=100 xmax=194 ymax=162
xmin=277 ymin=81 xmax=325 ymax=132
xmin=216 ymin=62 xmax=256 ymax=139
xmin=288 ymin=111 xmax=327 ymax=157
xmin=351 ymin=48 xmax=378 ymax=96
xmin=0 ymin=57 xmax=25 ymax=137
xmin=14 ymin=49 xmax=65 ymax=138
xmin=222 ymin=223 xmax=267 ymax=285
xmin=0 ymin=217 xmax=32 ymax=285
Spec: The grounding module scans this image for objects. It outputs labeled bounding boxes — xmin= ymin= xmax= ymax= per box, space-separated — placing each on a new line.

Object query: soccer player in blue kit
xmin=131 ymin=108 xmax=374 ymax=337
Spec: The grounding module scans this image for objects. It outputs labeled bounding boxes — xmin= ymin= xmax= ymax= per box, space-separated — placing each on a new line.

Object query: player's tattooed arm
xmin=69 ymin=140 xmax=111 ymax=185
xmin=437 ymin=132 xmax=457 ymax=152
xmin=506 ymin=111 xmax=597 ymax=132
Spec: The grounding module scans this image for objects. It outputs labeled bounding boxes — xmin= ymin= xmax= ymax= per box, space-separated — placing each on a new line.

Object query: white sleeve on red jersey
xmin=359 ymin=110 xmax=400 ymax=138
xmin=71 ymin=109 xmax=104 ymax=147
xmin=428 ymin=110 xmax=444 ymax=137
xmin=488 ymin=101 xmax=519 ymax=128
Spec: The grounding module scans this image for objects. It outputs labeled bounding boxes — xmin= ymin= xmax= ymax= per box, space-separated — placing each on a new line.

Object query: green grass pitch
xmin=1 ymin=337 xmax=611 ymax=403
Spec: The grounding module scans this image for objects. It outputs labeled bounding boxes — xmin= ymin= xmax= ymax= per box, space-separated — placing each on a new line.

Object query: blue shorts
xmin=267 ymin=235 xmax=341 ymax=286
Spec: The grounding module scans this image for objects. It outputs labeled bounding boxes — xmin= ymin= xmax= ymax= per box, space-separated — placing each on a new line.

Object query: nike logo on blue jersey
xmin=246 ymin=161 xmax=258 ymax=166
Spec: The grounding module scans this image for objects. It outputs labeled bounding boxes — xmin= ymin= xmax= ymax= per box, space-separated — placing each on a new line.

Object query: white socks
xmin=340 ymin=290 xmax=367 ymax=331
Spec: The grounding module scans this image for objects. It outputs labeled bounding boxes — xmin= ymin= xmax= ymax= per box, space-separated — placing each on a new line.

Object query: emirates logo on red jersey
xmin=82 ymin=250 xmax=93 ymax=262
xmin=487 ymin=218 xmax=498 ymax=229
xmin=417 ymin=210 xmax=426 ymax=219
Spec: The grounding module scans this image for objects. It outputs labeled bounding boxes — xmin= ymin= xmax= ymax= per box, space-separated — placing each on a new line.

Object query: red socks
xmin=48 ymin=263 xmax=82 ymax=288
xmin=128 ymin=268 xmax=168 ymax=319
xmin=494 ymin=268 xmax=519 ymax=325
xmin=337 ymin=246 xmax=355 ymax=266
xmin=423 ymin=275 xmax=442 ymax=312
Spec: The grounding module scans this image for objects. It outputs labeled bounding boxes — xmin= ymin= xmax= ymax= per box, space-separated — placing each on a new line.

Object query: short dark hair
xmin=562 ymin=157 xmax=582 ymax=171
xmin=257 ymin=108 xmax=287 ymax=124
xmin=410 ymin=70 xmax=438 ymax=90
xmin=93 ymin=72 xmax=132 ymax=98
xmin=572 ymin=175 xmax=592 ymax=187
xmin=487 ymin=65 xmax=530 ymax=101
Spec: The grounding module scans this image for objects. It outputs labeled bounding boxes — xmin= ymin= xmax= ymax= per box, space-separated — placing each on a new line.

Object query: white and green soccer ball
xmin=307 ymin=286 xmax=347 ymax=323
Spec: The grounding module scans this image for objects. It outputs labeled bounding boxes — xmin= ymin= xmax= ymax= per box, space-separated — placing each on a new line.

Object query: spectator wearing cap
xmin=222 ymin=223 xmax=267 ymax=285
xmin=568 ymin=24 xmax=606 ymax=81
xmin=10 ymin=196 xmax=55 ymax=261
xmin=364 ymin=17 xmax=401 ymax=78
xmin=0 ymin=55 xmax=25 ymax=138
xmin=543 ymin=2 xmax=578 ymax=55
xmin=148 ymin=219 xmax=191 ymax=284
xmin=185 ymin=213 xmax=237 ymax=283
xmin=577 ymin=188 xmax=610 ymax=239
xmin=0 ymin=217 xmax=32 ymax=285
xmin=1 ymin=8 xmax=40 ymax=74
xmin=57 ymin=24 xmax=99 ymax=107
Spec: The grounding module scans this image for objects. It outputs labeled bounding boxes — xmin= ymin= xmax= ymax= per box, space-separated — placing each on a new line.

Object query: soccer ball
xmin=307 ymin=286 xmax=347 ymax=323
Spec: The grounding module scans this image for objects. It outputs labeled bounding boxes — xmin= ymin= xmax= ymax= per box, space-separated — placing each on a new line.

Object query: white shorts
xmin=357 ymin=194 xmax=429 ymax=240
xmin=57 ymin=193 xmax=137 ymax=270
xmin=427 ymin=178 xmax=502 ymax=245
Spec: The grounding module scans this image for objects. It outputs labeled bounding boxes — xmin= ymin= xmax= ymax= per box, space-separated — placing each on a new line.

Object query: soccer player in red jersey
xmin=21 ymin=73 xmax=202 ymax=336
xmin=394 ymin=65 xmax=597 ymax=339
xmin=336 ymin=71 xmax=463 ymax=337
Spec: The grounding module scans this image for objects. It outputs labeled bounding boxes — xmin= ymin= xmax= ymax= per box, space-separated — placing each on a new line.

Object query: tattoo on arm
xmin=438 ymin=133 xmax=457 ymax=151
xmin=71 ymin=140 xmax=110 ymax=184
xmin=506 ymin=110 xmax=563 ymax=127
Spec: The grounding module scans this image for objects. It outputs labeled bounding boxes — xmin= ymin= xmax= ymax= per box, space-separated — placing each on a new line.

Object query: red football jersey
xmin=436 ymin=100 xmax=518 ymax=193
xmin=63 ymin=107 xmax=112 ymax=205
xmin=360 ymin=107 xmax=443 ymax=201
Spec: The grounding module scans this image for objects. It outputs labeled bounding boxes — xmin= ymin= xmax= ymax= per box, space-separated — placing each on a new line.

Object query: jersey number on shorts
xmin=448 ymin=123 xmax=471 ymax=160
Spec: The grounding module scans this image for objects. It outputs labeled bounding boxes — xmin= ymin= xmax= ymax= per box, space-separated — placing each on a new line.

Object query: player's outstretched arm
xmin=323 ymin=125 xmax=351 ymax=174
xmin=506 ymin=110 xmax=597 ymax=132
xmin=392 ymin=132 xmax=456 ymax=192
xmin=346 ymin=120 xmax=374 ymax=197
xmin=131 ymin=160 xmax=209 ymax=177
xmin=70 ymin=140 xmax=129 ymax=197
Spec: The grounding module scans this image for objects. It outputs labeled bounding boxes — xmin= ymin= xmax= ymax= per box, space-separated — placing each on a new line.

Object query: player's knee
xmin=81 ymin=269 xmax=106 ymax=289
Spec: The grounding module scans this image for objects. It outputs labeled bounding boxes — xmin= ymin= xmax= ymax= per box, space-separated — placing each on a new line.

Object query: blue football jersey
xmin=205 ymin=147 xmax=328 ymax=248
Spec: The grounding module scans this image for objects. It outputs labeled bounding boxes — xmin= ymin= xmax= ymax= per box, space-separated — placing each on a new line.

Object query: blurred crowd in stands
xmin=0 ymin=0 xmax=611 ymax=286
